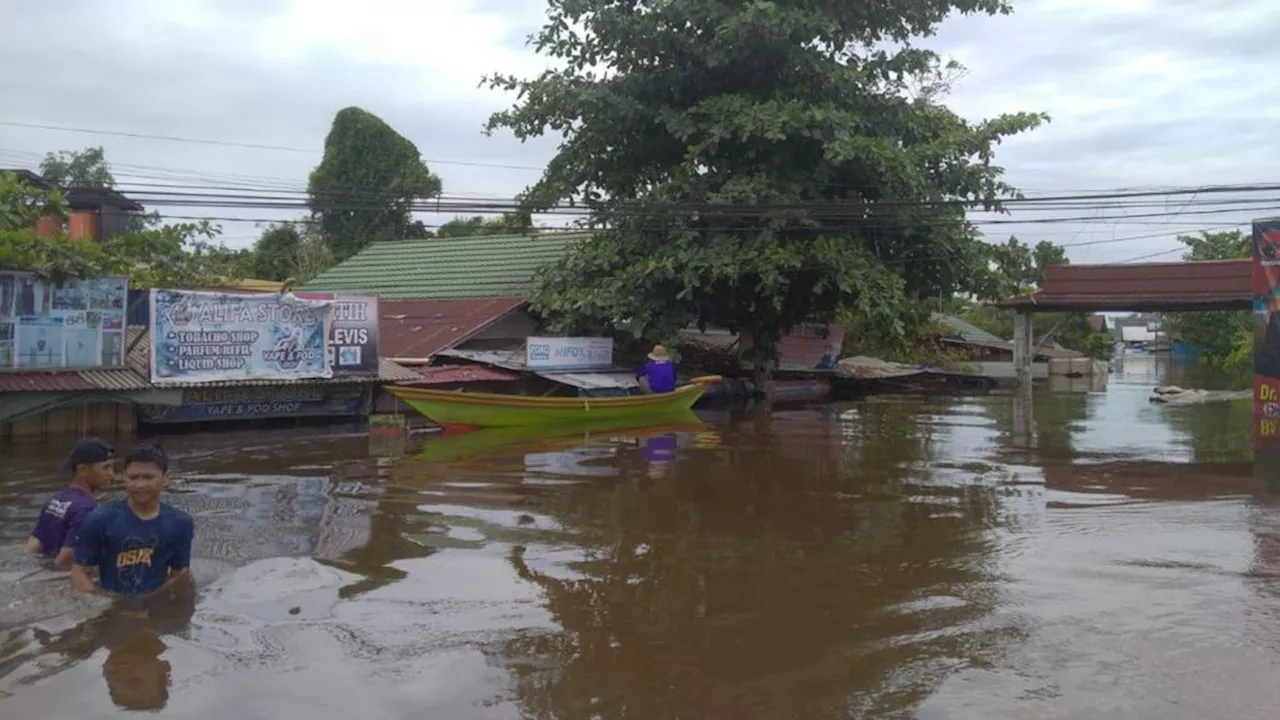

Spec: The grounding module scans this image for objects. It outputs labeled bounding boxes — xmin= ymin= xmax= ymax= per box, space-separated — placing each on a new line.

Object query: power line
xmin=0 ymin=120 xmax=547 ymax=171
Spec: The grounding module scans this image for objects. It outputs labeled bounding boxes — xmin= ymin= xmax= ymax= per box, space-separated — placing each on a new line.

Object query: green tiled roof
xmin=934 ymin=314 xmax=1006 ymax=343
xmin=300 ymin=232 xmax=592 ymax=298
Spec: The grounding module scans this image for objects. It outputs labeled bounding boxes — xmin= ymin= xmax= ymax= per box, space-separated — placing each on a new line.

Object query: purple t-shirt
xmin=30 ymin=487 xmax=97 ymax=557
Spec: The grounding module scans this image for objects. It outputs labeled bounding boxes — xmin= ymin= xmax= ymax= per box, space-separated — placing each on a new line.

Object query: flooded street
xmin=1 ymin=356 xmax=1274 ymax=719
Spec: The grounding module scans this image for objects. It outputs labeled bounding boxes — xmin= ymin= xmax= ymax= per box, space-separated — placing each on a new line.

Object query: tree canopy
xmin=247 ymin=222 xmax=334 ymax=283
xmin=978 ymin=236 xmax=1068 ymax=299
xmin=39 ymin=146 xmax=115 ymax=188
xmin=485 ymin=0 xmax=1046 ymax=376
xmin=1164 ymin=229 xmax=1251 ymax=364
xmin=436 ymin=212 xmax=535 ymax=238
xmin=308 ymin=107 xmax=442 ymax=260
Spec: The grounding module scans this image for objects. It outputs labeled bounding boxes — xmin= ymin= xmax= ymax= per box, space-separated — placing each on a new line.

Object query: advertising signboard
xmin=0 ymin=271 xmax=128 ymax=370
xmin=296 ymin=293 xmax=380 ymax=375
xmin=1254 ymin=219 xmax=1280 ymax=448
xmin=149 ymin=289 xmax=332 ymax=385
xmin=525 ymin=336 xmax=614 ymax=372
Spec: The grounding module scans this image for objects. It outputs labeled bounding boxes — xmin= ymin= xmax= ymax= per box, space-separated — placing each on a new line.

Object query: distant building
xmin=1 ymin=168 xmax=144 ymax=242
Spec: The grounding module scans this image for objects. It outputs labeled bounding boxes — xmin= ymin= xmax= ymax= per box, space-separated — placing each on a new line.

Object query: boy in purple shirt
xmin=25 ymin=437 xmax=115 ymax=569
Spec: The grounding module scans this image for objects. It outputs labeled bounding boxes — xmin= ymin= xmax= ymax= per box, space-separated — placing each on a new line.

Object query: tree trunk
xmin=748 ymin=326 xmax=781 ymax=397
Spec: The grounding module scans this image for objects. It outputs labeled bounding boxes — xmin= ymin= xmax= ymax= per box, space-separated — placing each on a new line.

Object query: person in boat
xmin=637 ymin=344 xmax=677 ymax=394
xmin=71 ymin=442 xmax=194 ymax=598
xmin=25 ymin=437 xmax=116 ymax=569
xmin=815 ymin=344 xmax=838 ymax=370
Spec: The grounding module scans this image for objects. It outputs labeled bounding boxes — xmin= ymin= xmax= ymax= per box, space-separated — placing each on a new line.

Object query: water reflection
xmin=0 ymin=372 xmax=1272 ymax=718
xmin=490 ymin=404 xmax=1015 ymax=719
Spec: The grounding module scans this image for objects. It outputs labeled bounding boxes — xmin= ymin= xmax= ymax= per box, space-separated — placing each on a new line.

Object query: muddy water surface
xmin=0 ymin=357 xmax=1275 ymax=719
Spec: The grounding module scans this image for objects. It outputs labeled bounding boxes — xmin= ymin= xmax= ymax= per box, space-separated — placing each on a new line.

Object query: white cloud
xmin=0 ymin=0 xmax=1275 ymax=260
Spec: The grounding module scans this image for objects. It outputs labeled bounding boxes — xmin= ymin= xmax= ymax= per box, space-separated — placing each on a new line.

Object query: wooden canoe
xmin=385 ymin=376 xmax=721 ymax=428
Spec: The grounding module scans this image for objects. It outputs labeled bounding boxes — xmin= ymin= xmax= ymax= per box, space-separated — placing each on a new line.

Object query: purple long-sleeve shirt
xmin=640 ymin=359 xmax=677 ymax=393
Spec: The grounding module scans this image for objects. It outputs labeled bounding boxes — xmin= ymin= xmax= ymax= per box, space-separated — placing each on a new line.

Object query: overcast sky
xmin=1 ymin=0 xmax=1275 ymax=260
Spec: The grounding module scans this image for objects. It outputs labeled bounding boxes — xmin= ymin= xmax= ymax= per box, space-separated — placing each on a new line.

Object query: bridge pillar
xmin=1011 ymin=310 xmax=1035 ymax=447
xmin=1012 ymin=310 xmax=1033 ymax=391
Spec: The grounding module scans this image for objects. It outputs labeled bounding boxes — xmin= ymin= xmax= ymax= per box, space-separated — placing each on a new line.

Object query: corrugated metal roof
xmin=534 ymin=371 xmax=638 ymax=390
xmin=939 ymin=338 xmax=1084 ymax=360
xmin=437 ymin=348 xmax=639 ymax=388
xmin=998 ymin=259 xmax=1251 ymax=312
xmin=0 ymin=372 xmax=96 ymax=392
xmin=415 ymin=365 xmax=522 ymax=385
xmin=935 ymin=314 xmax=1005 ymax=343
xmin=298 ymin=232 xmax=591 ymax=298
xmin=78 ymin=368 xmax=152 ymax=390
xmin=435 ymin=347 xmax=528 ymax=371
xmin=377 ymin=358 xmax=425 ymax=383
xmin=381 ymin=297 xmax=525 ymax=360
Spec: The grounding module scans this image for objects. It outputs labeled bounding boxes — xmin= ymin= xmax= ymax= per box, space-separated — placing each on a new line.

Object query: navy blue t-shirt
xmin=74 ymin=501 xmax=194 ymax=596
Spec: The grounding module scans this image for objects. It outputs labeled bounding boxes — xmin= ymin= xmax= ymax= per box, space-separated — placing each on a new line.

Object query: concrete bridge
xmin=995 ymin=258 xmax=1253 ymax=390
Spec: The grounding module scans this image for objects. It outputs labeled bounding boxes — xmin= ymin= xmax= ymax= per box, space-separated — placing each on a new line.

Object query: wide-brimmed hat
xmin=648 ymin=344 xmax=669 ymax=361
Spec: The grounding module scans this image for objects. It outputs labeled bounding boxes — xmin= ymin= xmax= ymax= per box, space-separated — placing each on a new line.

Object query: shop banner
xmin=137 ymin=385 xmax=370 ymax=423
xmin=297 ymin=293 xmax=380 ymax=375
xmin=526 ymin=336 xmax=614 ymax=371
xmin=150 ymin=289 xmax=332 ymax=384
xmin=1253 ymin=218 xmax=1280 ymax=447
xmin=0 ymin=272 xmax=128 ymax=370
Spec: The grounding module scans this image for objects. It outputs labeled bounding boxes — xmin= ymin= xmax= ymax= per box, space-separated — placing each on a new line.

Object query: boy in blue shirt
xmin=72 ymin=442 xmax=194 ymax=597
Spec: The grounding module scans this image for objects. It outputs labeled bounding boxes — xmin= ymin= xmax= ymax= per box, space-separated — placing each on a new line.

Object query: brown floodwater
xmin=0 ymin=356 xmax=1274 ymax=719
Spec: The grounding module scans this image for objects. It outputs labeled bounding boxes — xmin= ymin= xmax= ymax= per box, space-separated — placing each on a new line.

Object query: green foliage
xmin=974 ymin=236 xmax=1068 ymax=299
xmin=0 ymin=223 xmax=243 ymax=288
xmin=37 ymin=147 xmax=161 ymax=232
xmin=1 ymin=170 xmax=241 ymax=288
xmin=436 ymin=213 xmax=535 ymax=238
xmin=485 ymin=0 xmax=1046 ymax=379
xmin=1219 ymin=328 xmax=1254 ymax=388
xmin=0 ymin=171 xmax=68 ymax=231
xmin=308 ymin=107 xmax=442 ymax=261
xmin=249 ymin=222 xmax=335 ymax=283
xmin=1164 ymin=229 xmax=1251 ymax=364
xmin=843 ymin=312 xmax=979 ymax=370
xmin=1174 ymin=228 xmax=1249 ymax=261
xmin=1080 ymin=331 xmax=1113 ymax=361
xmin=39 ymin=146 xmax=116 ymax=188
xmin=958 ymin=303 xmax=1111 ymax=358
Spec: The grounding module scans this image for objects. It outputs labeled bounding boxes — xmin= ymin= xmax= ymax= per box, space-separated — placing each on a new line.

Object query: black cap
xmin=59 ymin=437 xmax=115 ymax=473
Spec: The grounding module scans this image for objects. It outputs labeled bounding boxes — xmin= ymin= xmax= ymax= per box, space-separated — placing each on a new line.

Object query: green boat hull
xmin=386 ymin=380 xmax=714 ymax=428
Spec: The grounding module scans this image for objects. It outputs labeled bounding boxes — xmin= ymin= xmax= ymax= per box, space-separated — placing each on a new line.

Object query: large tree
xmin=308 ymin=107 xmax=442 ymax=261
xmin=486 ymin=0 xmax=1045 ymax=378
xmin=249 ymin=222 xmax=334 ymax=283
xmin=1164 ymin=229 xmax=1251 ymax=362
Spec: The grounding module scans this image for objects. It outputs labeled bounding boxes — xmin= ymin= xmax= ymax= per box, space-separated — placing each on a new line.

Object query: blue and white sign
xmin=150 ymin=289 xmax=333 ymax=385
xmin=526 ymin=336 xmax=614 ymax=371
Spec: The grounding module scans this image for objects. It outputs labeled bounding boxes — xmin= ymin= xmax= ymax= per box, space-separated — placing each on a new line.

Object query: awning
xmin=0 ymin=388 xmax=183 ymax=424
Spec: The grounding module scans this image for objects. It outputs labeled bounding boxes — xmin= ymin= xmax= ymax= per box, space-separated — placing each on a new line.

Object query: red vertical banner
xmin=1253 ymin=219 xmax=1280 ymax=448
